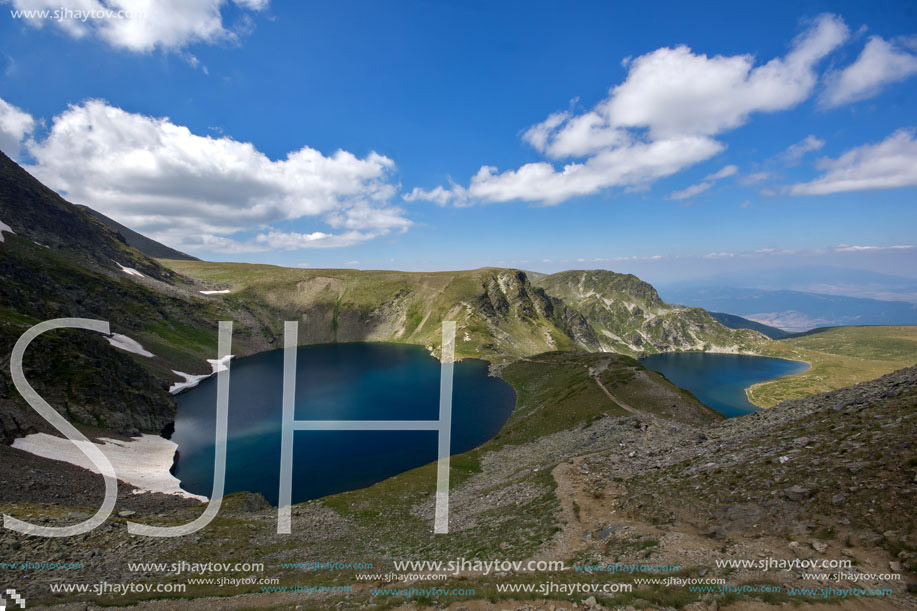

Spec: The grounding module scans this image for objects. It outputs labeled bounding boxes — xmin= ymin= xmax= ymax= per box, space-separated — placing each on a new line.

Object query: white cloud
xmin=403 ymin=184 xmax=465 ymax=207
xmin=0 ymin=96 xmax=35 ymax=157
xmin=704 ymin=164 xmax=738 ymax=181
xmin=739 ymin=171 xmax=775 ymax=186
xmin=253 ymin=230 xmax=384 ymax=250
xmin=464 ymin=136 xmax=723 ymax=205
xmin=4 ymin=0 xmax=268 ymax=52
xmin=534 ymin=12 xmax=847 ymax=154
xmin=24 ymin=99 xmax=409 ymax=253
xmin=780 ymin=134 xmax=825 ymax=163
xmin=833 ymin=243 xmax=916 ymax=252
xmin=822 ymin=36 xmax=917 ymax=107
xmin=667 ymin=181 xmax=712 ymax=201
xmin=666 ymin=164 xmax=738 ymax=201
xmin=409 ymin=14 xmax=847 ymax=207
xmin=790 ymin=129 xmax=917 ymax=195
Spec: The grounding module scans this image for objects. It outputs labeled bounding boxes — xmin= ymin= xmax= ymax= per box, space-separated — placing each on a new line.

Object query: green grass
xmin=784 ymin=325 xmax=917 ymax=361
xmin=749 ymin=326 xmax=917 ymax=407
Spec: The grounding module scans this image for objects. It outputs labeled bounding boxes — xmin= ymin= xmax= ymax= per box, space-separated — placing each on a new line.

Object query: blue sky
xmin=0 ymin=0 xmax=915 ymax=283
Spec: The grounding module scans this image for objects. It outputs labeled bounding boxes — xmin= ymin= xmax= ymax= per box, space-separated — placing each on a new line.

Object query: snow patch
xmin=168 ymin=371 xmax=209 ymax=395
xmin=106 ymin=333 xmax=154 ymax=358
xmin=199 ymin=290 xmax=231 ymax=295
xmin=0 ymin=218 xmax=14 ymax=242
xmin=12 ymin=433 xmax=206 ymax=502
xmin=168 ymin=354 xmax=234 ymax=394
xmin=115 ymin=261 xmax=144 ymax=277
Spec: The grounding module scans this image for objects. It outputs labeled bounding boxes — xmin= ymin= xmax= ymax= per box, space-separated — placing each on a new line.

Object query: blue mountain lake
xmin=640 ymin=352 xmax=810 ymax=418
xmin=172 ymin=342 xmax=516 ymax=504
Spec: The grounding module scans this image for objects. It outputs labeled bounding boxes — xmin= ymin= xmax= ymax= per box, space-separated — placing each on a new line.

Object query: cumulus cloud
xmin=0 ymin=97 xmax=35 ymax=157
xmin=3 ymin=0 xmax=268 ymax=52
xmin=822 ymin=36 xmax=917 ymax=107
xmin=408 ymin=14 xmax=848 ymax=207
xmin=528 ymin=12 xmax=847 ymax=157
xmin=465 ymin=136 xmax=723 ymax=205
xmin=790 ymin=129 xmax=917 ymax=195
xmin=403 ymin=184 xmax=465 ymax=207
xmin=23 ymin=99 xmax=409 ymax=253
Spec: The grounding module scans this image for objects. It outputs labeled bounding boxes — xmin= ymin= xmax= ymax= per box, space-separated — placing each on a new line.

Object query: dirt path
xmin=590 ymin=373 xmax=646 ymax=418
xmin=535 ymin=453 xmax=662 ymax=564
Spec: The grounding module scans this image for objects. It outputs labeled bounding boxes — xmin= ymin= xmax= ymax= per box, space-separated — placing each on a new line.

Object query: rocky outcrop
xmin=533 ymin=270 xmax=767 ymax=355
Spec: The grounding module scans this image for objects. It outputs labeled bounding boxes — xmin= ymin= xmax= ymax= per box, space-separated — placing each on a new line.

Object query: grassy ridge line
xmin=748 ymin=325 xmax=917 ymax=407
xmin=159 ymin=260 xmax=575 ymax=360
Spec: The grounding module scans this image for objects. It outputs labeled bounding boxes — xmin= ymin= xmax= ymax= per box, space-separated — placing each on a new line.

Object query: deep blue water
xmin=640 ymin=353 xmax=810 ymax=418
xmin=172 ymin=343 xmax=516 ymax=504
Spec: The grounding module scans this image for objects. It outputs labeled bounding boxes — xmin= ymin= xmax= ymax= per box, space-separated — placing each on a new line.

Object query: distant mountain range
xmin=660 ymin=285 xmax=917 ymax=332
xmin=666 ymin=266 xmax=917 ymax=302
xmin=706 ymin=312 xmax=792 ymax=339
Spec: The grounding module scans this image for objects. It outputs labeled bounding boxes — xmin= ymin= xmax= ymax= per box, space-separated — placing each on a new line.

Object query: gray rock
xmin=784 ymin=485 xmax=813 ymax=501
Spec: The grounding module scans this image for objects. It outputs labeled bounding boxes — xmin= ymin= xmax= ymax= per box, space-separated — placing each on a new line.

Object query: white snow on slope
xmin=115 ymin=261 xmax=144 ymax=277
xmin=0 ymin=218 xmax=14 ymax=242
xmin=199 ymin=290 xmax=231 ymax=295
xmin=169 ymin=354 xmax=234 ymax=394
xmin=106 ymin=333 xmax=155 ymax=357
xmin=12 ymin=433 xmax=207 ymax=502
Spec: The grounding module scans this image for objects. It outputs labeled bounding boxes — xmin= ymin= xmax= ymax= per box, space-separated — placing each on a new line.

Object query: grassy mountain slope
xmin=160 ymin=260 xmax=599 ymax=360
xmin=531 ymin=270 xmax=766 ymax=356
xmin=751 ymin=325 xmax=917 ymax=406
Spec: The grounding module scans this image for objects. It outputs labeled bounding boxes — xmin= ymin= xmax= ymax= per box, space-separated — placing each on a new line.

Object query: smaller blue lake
xmin=172 ymin=343 xmax=516 ymax=505
xmin=640 ymin=353 xmax=810 ymax=417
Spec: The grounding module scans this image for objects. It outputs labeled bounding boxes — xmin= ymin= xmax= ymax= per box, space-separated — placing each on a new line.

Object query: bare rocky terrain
xmin=0 ymin=363 xmax=913 ymax=610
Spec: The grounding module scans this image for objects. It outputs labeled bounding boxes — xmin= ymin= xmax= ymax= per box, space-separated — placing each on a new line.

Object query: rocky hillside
xmin=532 ymin=270 xmax=766 ymax=356
xmin=0 ymin=152 xmax=231 ymax=441
xmin=4 ymin=354 xmax=913 ymax=609
xmin=596 ymin=364 xmax=917 ymax=572
xmin=161 ymin=261 xmax=605 ymax=359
